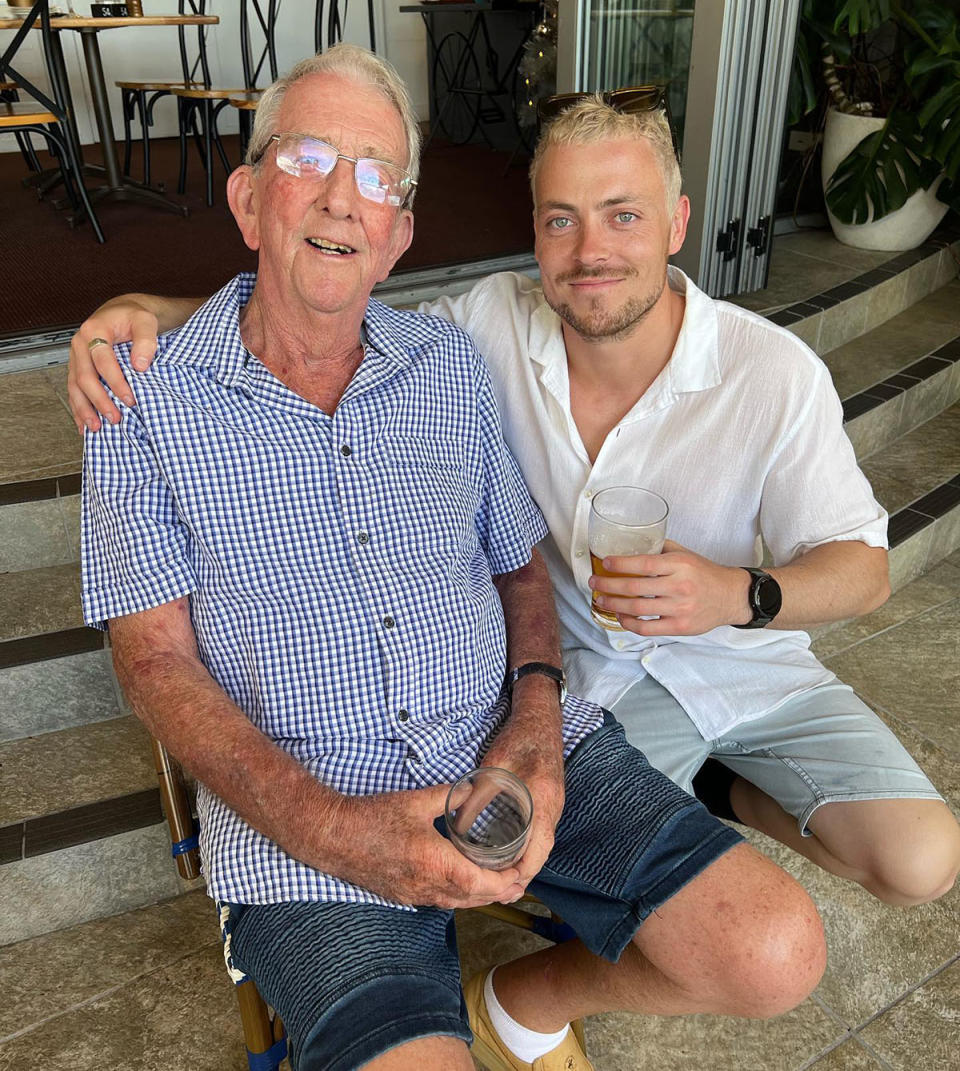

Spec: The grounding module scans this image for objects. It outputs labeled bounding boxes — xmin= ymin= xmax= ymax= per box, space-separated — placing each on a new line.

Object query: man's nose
xmin=574 ymin=219 xmax=610 ymax=264
xmin=318 ymin=156 xmax=358 ymax=217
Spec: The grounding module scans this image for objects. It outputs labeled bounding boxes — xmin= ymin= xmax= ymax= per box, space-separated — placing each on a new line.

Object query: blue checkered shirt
xmin=81 ymin=274 xmax=604 ymax=908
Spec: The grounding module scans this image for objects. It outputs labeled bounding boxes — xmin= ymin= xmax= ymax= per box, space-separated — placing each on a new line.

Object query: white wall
xmin=0 ymin=0 xmax=431 ymax=153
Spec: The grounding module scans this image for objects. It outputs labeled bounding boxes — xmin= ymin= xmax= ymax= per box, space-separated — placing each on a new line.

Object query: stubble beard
xmin=546 ymin=269 xmax=666 ymax=343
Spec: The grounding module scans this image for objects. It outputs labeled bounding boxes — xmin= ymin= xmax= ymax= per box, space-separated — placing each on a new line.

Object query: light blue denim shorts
xmin=612 ymin=677 xmax=944 ymax=835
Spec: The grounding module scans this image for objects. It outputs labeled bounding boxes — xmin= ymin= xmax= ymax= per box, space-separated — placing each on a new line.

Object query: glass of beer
xmin=444 ymin=767 xmax=533 ymax=870
xmin=589 ymin=486 xmax=668 ymax=630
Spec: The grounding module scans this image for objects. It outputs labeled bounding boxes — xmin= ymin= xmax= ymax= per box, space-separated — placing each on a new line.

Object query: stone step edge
xmin=767 ymin=230 xmax=958 ymax=327
xmin=0 ymin=823 xmax=197 ymax=949
xmin=782 ymin=237 xmax=958 ymax=356
xmin=3 ymin=476 xmax=958 ymax=868
xmin=0 ymin=471 xmax=79 ymax=507
xmin=887 ymin=475 xmax=960 ymax=551
xmin=0 ymin=787 xmax=164 ymax=866
xmin=767 ymin=235 xmax=954 ymax=328
xmin=841 ymin=336 xmax=960 ymax=424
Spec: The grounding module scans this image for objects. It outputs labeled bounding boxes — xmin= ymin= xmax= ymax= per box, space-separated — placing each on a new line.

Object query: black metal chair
xmin=0 ymin=78 xmax=43 ymax=174
xmin=314 ymin=0 xmax=377 ymax=53
xmin=0 ymin=0 xmax=104 ymax=242
xmin=115 ymin=0 xmax=211 ymax=190
xmin=171 ymin=0 xmax=279 ymax=206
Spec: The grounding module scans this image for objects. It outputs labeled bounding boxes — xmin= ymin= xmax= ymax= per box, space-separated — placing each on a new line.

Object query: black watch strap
xmin=506 ymin=662 xmax=567 ymax=706
xmin=734 ymin=567 xmax=782 ymax=629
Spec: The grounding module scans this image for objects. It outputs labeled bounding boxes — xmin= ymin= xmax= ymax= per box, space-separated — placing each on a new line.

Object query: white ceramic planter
xmin=821 ymin=107 xmax=948 ymax=251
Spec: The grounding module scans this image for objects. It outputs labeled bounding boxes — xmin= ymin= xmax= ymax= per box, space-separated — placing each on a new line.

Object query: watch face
xmin=755 ymin=575 xmax=782 ymax=618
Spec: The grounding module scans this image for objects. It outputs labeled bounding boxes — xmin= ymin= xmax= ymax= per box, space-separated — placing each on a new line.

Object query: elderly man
xmin=71 ymin=79 xmax=960 ymax=917
xmin=77 ymin=48 xmax=825 ymax=1071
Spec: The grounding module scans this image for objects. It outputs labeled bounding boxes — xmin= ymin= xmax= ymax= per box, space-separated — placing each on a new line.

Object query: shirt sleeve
xmin=760 ymin=361 xmax=888 ymax=564
xmin=81 ymin=407 xmax=197 ymax=629
xmin=466 ymin=338 xmax=549 ymax=574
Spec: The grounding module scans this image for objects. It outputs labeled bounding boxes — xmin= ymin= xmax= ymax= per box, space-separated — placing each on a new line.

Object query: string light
xmin=516 ymin=0 xmax=558 ymax=131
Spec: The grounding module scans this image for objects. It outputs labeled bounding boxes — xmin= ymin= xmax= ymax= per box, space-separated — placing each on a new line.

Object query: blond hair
xmin=246 ymin=44 xmax=422 ymax=203
xmin=530 ymin=95 xmax=681 ymax=209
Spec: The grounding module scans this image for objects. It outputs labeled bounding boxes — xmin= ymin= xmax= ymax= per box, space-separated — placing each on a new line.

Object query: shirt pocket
xmin=378 ymin=434 xmax=480 ymax=559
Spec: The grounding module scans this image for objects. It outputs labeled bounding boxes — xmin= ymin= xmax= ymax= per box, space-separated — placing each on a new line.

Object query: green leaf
xmin=825 ymin=115 xmax=935 ymax=224
xmin=787 ymin=31 xmax=820 ymax=124
xmin=834 ymin=0 xmax=890 ymax=36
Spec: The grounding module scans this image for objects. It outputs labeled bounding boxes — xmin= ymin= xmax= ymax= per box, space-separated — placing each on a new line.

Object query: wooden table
xmin=5 ymin=14 xmax=218 ymax=217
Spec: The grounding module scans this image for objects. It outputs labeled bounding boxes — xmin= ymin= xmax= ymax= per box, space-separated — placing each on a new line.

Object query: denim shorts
xmin=221 ymin=715 xmax=742 ymax=1070
xmin=612 ymin=677 xmax=944 ymax=835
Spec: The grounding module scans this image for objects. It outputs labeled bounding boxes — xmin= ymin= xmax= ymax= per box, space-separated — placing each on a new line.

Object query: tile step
xmin=738 ymin=228 xmax=960 ymax=356
xmin=0 ymin=714 xmax=157 ymax=833
xmin=0 ymin=823 xmax=198 ymax=947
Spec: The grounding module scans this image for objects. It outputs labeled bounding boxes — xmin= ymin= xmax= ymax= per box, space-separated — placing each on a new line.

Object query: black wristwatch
xmin=506 ymin=662 xmax=567 ymax=706
xmin=734 ymin=568 xmax=782 ymax=629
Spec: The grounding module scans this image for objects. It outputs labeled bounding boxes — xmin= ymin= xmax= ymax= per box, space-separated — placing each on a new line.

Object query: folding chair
xmin=151 ymin=737 xmax=587 ymax=1070
xmin=0 ymin=0 xmax=104 ymax=242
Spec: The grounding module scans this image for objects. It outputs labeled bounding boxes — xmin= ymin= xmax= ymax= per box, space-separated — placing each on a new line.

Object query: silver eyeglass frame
xmin=257 ymin=132 xmax=417 ymax=208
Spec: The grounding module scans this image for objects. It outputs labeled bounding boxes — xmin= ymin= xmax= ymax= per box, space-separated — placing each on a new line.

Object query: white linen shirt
xmin=422 ymin=268 xmax=888 ymax=740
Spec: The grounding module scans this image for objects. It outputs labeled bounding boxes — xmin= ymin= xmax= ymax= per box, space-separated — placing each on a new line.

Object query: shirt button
xmin=397 ymin=709 xmax=409 ymax=722
xmin=382 ymin=615 xmax=395 ymax=629
xmin=357 ymin=531 xmax=369 ymax=545
xmin=340 ymin=444 xmax=352 ymax=457
xmin=583 ymin=490 xmax=594 ymax=499
xmin=575 ymin=550 xmax=585 ymax=559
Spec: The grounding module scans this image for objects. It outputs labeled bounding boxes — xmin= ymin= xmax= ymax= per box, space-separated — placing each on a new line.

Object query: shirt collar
xmin=157 ymin=273 xmax=427 ymax=391
xmin=157 ymin=273 xmax=253 ymax=389
xmin=526 ymin=265 xmax=721 ymax=396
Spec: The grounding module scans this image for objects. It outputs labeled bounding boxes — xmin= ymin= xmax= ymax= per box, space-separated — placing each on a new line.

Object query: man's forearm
xmin=765 ymin=541 xmax=890 ymax=630
xmin=110 ymin=613 xmax=351 ymax=875
xmin=106 ymin=293 xmax=204 ymax=335
xmin=492 ymin=549 xmax=563 ymax=740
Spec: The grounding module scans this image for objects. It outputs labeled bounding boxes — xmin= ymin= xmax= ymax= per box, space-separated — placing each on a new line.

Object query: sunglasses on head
xmin=254 ymin=132 xmax=417 ymax=208
xmin=537 ymin=85 xmax=680 ymax=162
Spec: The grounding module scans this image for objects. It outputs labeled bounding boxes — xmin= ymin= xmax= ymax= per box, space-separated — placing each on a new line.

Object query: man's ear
xmin=377 ymin=209 xmax=415 ymax=283
xmin=669 ymin=194 xmax=691 ymax=256
xmin=227 ymin=166 xmax=261 ymax=252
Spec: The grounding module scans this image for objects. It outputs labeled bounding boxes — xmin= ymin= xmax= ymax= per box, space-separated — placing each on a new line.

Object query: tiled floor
xmin=1 ymin=551 xmax=958 ymax=1071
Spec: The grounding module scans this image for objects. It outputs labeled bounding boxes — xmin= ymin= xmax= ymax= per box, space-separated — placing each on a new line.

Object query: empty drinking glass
xmin=444 ymin=767 xmax=533 ymax=870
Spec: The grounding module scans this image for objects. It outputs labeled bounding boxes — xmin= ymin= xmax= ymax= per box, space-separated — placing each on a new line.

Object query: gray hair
xmin=530 ymin=95 xmax=681 ymax=210
xmin=245 ymin=44 xmax=422 ymax=203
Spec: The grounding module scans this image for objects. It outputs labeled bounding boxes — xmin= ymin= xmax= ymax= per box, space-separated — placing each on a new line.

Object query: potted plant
xmin=788 ymin=0 xmax=960 ymax=250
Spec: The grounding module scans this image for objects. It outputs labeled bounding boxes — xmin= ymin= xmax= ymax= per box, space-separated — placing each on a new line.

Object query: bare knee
xmin=635 ymin=844 xmax=826 ymax=1019
xmin=861 ymin=814 xmax=960 ymax=906
xmin=718 ymin=868 xmax=826 ymax=1018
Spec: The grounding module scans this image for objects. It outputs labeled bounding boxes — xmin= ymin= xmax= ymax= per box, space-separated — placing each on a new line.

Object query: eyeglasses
xmin=537 ymin=85 xmax=680 ymax=162
xmin=257 ymin=132 xmax=417 ymax=208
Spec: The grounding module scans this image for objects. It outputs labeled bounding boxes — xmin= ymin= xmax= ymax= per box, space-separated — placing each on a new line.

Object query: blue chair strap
xmin=171 ymin=833 xmax=199 ymax=857
xmin=246 ymin=1037 xmax=287 ymax=1071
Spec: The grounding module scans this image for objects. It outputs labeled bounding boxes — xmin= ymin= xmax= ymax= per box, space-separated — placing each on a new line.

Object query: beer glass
xmin=589 ymin=486 xmax=668 ymax=630
xmin=444 ymin=767 xmax=533 ymax=870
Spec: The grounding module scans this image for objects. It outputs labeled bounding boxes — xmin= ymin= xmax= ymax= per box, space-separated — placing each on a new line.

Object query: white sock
xmin=484 ymin=968 xmax=570 ymax=1063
